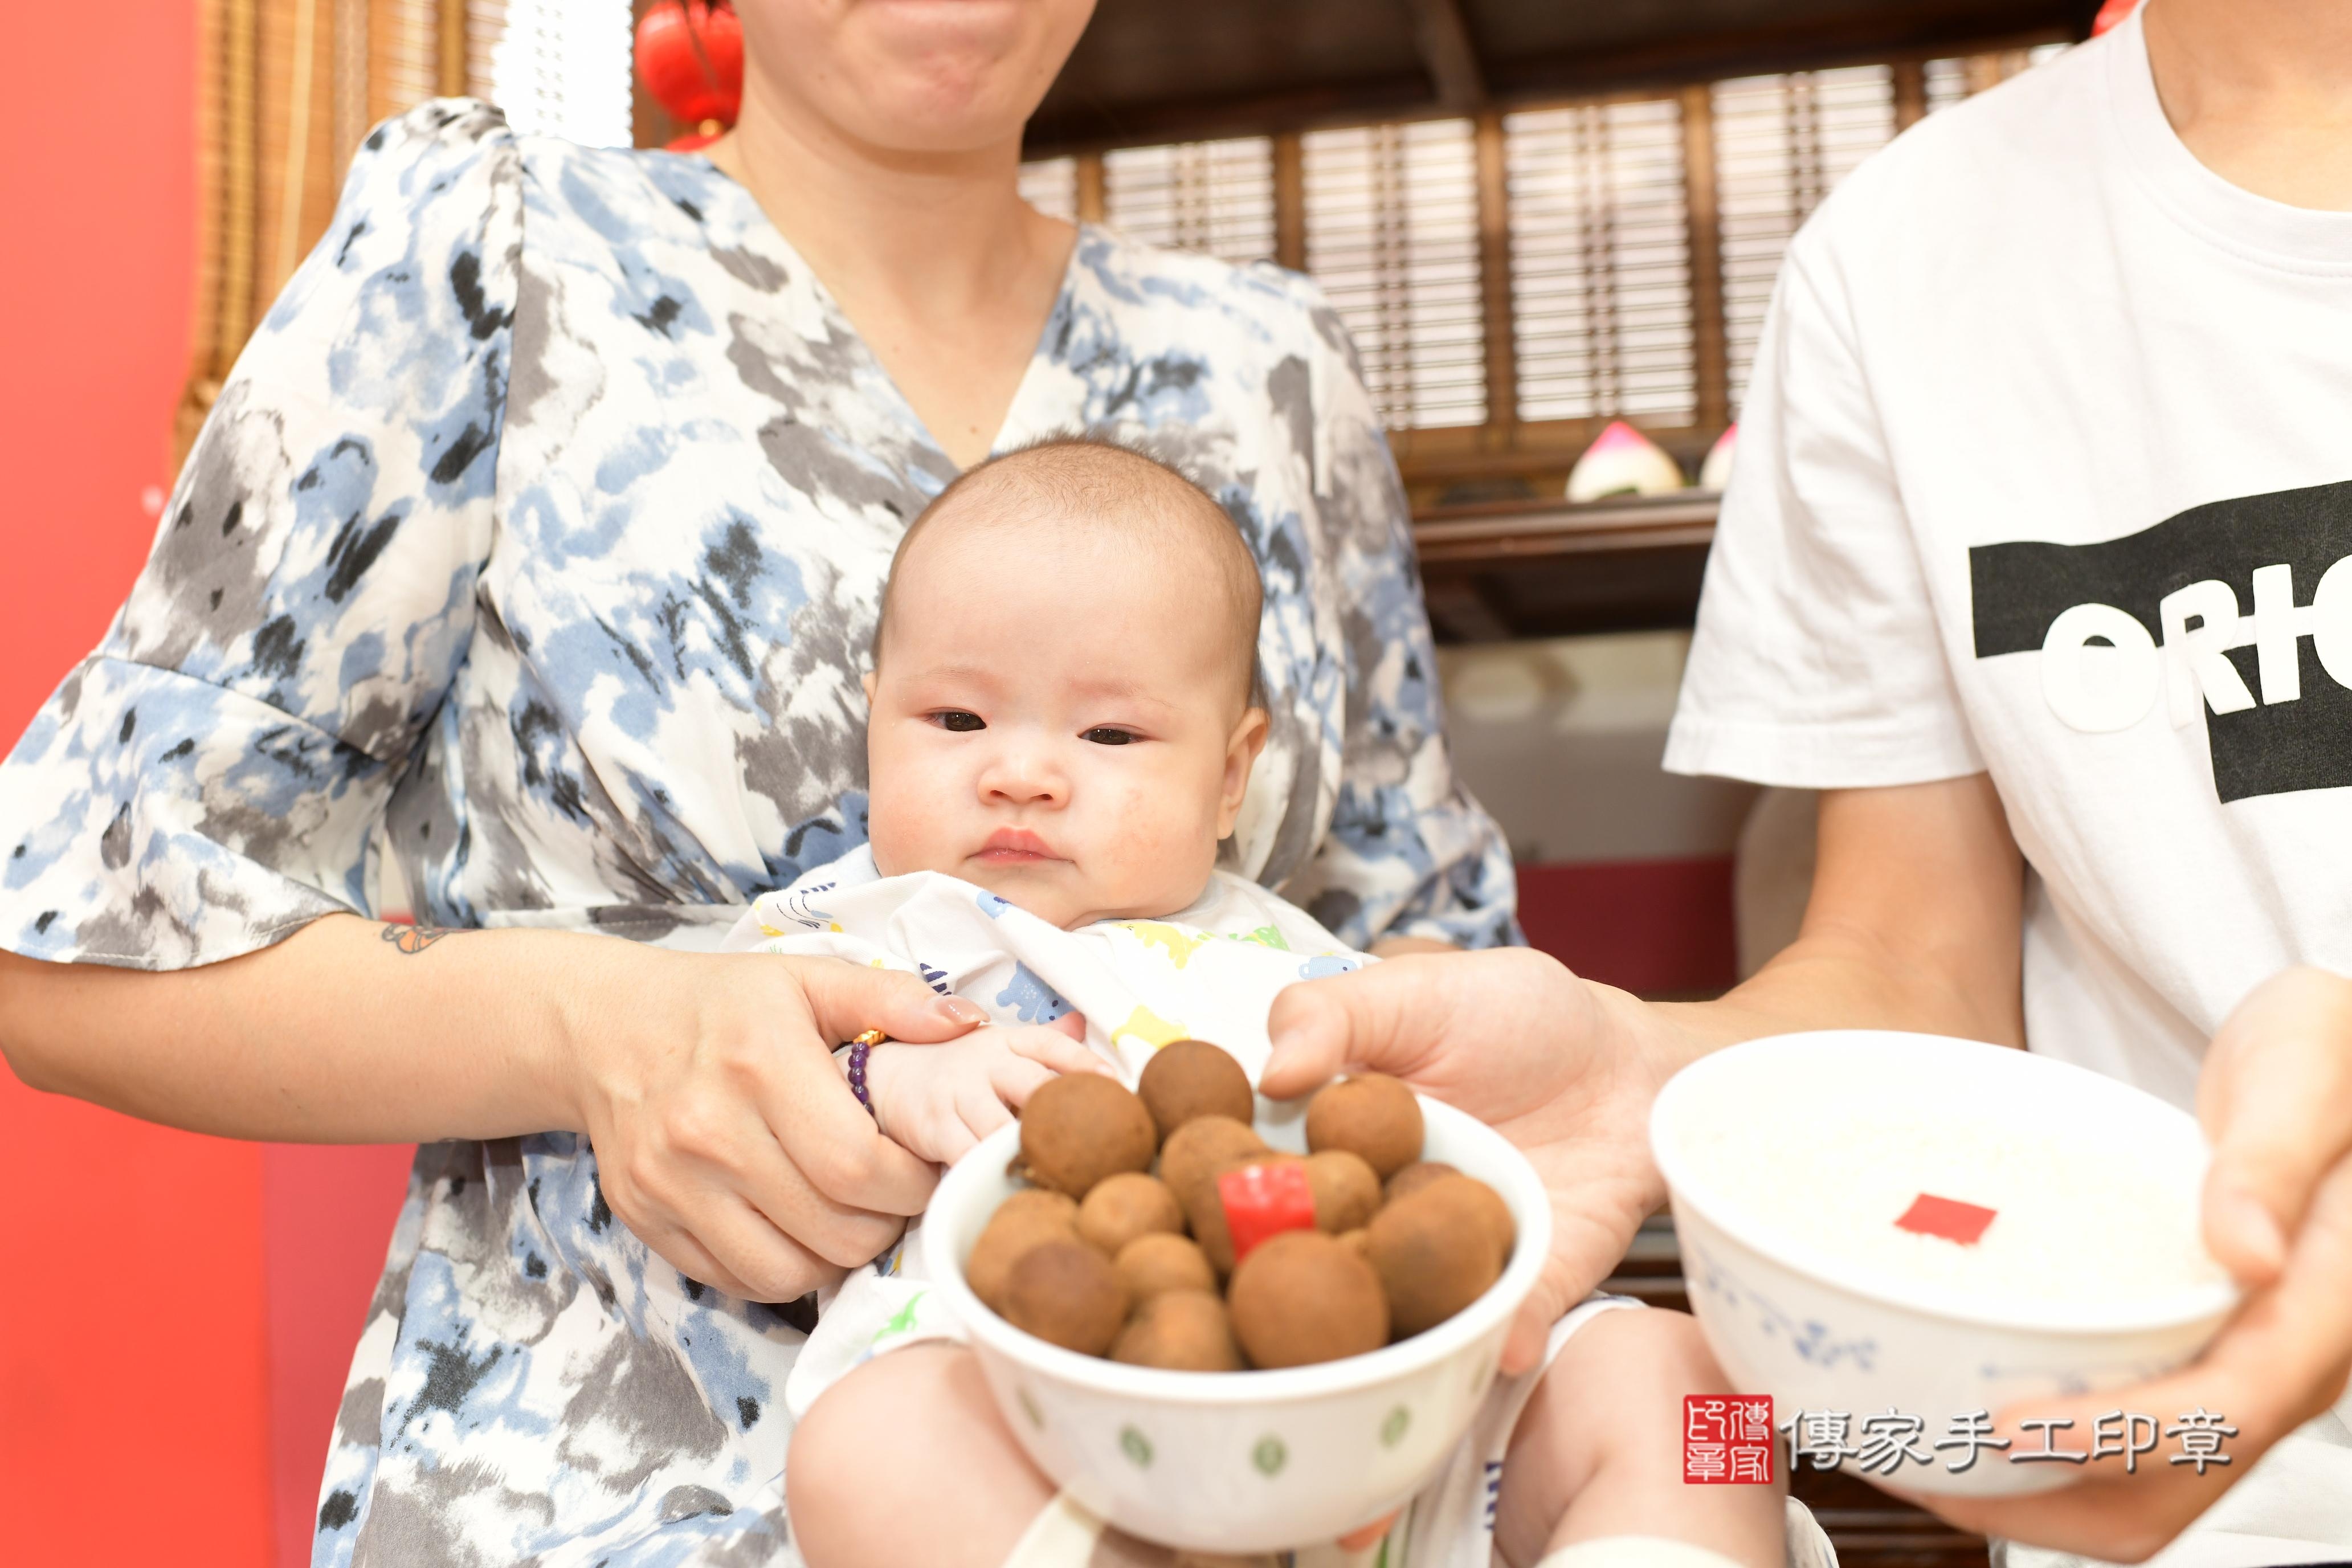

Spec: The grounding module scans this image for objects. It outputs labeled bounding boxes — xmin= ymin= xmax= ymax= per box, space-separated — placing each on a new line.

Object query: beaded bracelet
xmin=846 ymin=1028 xmax=887 ymax=1119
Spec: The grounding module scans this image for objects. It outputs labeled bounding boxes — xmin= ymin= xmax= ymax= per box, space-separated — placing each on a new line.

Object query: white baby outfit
xmin=724 ymin=844 xmax=1364 ymax=1086
xmin=720 ymin=851 xmax=1659 ymax=1567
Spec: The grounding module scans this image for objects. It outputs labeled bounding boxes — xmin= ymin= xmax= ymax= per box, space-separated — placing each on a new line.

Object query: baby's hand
xmin=861 ymin=1016 xmax=1107 ymax=1165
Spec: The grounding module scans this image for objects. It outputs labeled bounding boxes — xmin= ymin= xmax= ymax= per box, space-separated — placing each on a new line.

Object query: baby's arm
xmin=862 ymin=1017 xmax=1105 ymax=1165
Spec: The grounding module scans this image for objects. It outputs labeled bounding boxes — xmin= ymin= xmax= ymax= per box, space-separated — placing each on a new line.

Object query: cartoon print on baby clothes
xmin=917 ymin=960 xmax=951 ymax=996
xmin=1113 ymin=1004 xmax=1188 ymax=1052
xmin=1118 ymin=920 xmax=1211 ymax=969
xmin=976 ymin=890 xmax=1012 ymax=919
xmin=870 ymin=1290 xmax=928 ymax=1347
xmin=995 ymin=962 xmax=1072 ymax=1024
xmin=774 ymin=883 xmax=842 ymax=933
xmin=1228 ymin=924 xmax=1291 ymax=951
xmin=1298 ymin=954 xmax=1361 ymax=979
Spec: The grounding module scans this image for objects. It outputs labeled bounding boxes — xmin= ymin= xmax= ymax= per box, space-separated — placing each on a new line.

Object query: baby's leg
xmin=1494 ymin=1308 xmax=1787 ymax=1568
xmin=788 ymin=1344 xmax=1054 ymax=1568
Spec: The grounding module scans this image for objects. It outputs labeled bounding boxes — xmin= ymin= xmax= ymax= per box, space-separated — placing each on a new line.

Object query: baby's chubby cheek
xmin=1086 ymin=775 xmax=1221 ymax=913
xmin=862 ymin=767 xmax=950 ymax=879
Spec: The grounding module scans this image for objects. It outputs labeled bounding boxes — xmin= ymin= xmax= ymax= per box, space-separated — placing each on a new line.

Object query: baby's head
xmin=864 ymin=437 xmax=1268 ymax=930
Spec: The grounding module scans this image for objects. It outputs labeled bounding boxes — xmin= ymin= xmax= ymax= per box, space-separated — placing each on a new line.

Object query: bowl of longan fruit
xmin=922 ymin=1040 xmax=1551 ymax=1554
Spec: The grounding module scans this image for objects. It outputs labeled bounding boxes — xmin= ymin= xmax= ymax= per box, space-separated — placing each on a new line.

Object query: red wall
xmin=1 ymin=10 xmax=420 ymax=1565
xmin=1518 ymin=859 xmax=1738 ymax=998
xmin=0 ymin=5 xmax=275 ymax=1565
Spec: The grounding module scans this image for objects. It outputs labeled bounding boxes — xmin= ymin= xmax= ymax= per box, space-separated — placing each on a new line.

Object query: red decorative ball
xmin=636 ymin=1 xmax=744 ymax=129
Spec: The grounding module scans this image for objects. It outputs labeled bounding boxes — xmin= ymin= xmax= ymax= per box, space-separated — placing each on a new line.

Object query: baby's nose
xmin=981 ymin=748 xmax=1068 ymax=805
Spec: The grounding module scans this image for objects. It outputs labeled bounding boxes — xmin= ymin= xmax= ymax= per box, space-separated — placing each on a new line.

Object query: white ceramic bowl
xmin=923 ymin=1093 xmax=1552 ymax=1553
xmin=1652 ymin=1031 xmax=2240 ymax=1498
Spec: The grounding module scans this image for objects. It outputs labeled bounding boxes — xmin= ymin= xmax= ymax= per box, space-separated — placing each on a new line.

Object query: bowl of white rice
xmin=1651 ymin=1031 xmax=2239 ymax=1498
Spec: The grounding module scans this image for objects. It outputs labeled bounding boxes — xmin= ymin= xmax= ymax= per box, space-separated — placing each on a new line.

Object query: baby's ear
xmin=1218 ymin=707 xmax=1272 ymax=835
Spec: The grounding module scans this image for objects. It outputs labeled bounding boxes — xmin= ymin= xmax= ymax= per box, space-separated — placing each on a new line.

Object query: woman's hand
xmin=1263 ymin=947 xmax=1680 ymax=1373
xmin=865 ymin=1014 xmax=1108 ymax=1165
xmin=563 ymin=950 xmax=995 ymax=1304
xmin=1913 ymin=967 xmax=2352 ymax=1557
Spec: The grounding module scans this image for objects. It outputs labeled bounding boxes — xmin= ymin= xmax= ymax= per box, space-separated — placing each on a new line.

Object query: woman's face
xmin=736 ymin=0 xmax=1097 ymax=155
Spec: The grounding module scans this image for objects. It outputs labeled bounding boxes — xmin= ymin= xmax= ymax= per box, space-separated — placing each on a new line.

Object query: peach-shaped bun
xmin=1699 ymin=423 xmax=1738 ymax=491
xmin=1566 ymin=419 xmax=1685 ymax=502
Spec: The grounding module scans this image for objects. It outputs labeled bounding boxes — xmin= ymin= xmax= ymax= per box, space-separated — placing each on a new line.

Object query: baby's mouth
xmin=975 ymin=827 xmax=1064 ymax=865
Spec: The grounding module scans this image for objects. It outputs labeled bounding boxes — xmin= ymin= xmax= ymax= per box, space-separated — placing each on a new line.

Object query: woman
xmin=1267 ymin=2 xmax=2352 ymax=1563
xmin=0 ymin=1 xmax=1514 ymax=1561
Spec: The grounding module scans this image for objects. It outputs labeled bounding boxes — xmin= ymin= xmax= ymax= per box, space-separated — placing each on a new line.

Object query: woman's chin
xmin=847 ymin=80 xmax=1048 ymax=154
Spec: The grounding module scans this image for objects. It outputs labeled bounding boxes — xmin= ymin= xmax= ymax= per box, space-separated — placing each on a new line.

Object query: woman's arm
xmin=6 ymin=914 xmax=603 ymax=1141
xmin=0 ymin=917 xmax=986 ymax=1301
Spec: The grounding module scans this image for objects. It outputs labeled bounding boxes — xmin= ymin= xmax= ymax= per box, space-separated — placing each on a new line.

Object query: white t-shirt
xmin=1668 ymin=9 xmax=2352 ymax=1110
xmin=1665 ymin=11 xmax=2352 ymax=1561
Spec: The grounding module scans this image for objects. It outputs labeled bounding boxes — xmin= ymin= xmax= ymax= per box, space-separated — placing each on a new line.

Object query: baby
xmin=725 ymin=440 xmax=1823 ymax=1568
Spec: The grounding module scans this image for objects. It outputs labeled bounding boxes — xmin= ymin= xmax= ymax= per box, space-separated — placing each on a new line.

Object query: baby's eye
xmin=1082 ymin=726 xmax=1138 ymax=746
xmin=932 ymin=710 xmax=986 ymax=732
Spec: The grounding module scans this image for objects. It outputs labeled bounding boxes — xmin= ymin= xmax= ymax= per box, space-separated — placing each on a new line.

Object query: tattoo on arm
xmin=381 ymin=922 xmax=460 ymax=954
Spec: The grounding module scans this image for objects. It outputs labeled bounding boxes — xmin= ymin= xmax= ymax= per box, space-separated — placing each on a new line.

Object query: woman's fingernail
xmin=938 ymin=998 xmax=988 ymax=1026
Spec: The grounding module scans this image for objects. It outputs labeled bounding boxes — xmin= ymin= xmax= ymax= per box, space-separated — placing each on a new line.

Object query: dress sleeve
xmin=1279 ymin=279 xmax=1522 ymax=952
xmin=0 ymin=100 xmax=518 ymax=969
xmin=1661 ymin=233 xmax=1983 ymax=789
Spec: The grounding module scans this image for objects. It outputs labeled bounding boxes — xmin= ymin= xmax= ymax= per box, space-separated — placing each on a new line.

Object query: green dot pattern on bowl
xmin=1120 ymin=1426 xmax=1153 ymax=1468
xmin=1017 ymin=1388 xmax=1043 ymax=1430
xmin=1252 ymin=1435 xmax=1288 ymax=1477
xmin=1380 ymin=1405 xmax=1412 ymax=1448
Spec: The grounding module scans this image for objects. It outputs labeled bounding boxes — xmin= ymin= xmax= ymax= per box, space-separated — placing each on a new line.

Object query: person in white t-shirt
xmin=1256 ymin=2 xmax=2352 ymax=1564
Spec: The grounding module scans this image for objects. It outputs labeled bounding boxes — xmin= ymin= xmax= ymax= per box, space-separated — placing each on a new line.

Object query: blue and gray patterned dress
xmin=0 ymin=101 xmax=1516 ymax=1565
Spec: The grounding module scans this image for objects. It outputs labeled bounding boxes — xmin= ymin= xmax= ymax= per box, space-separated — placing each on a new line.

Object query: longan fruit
xmin=966 ymin=1203 xmax=1080 ymax=1312
xmin=998 ymin=1238 xmax=1129 ymax=1357
xmin=1114 ymin=1232 xmax=1218 ymax=1303
xmin=1156 ymin=1114 xmax=1267 ymax=1204
xmin=1304 ymin=1073 xmax=1424 ymax=1178
xmin=1304 ymin=1149 xmax=1381 ymax=1234
xmin=1136 ymin=1039 xmax=1255 ymax=1144
xmin=1417 ymin=1171 xmax=1517 ymax=1267
xmin=1365 ymin=1182 xmax=1504 ymax=1337
xmin=1018 ymin=1074 xmax=1156 ymax=1198
xmin=995 ymin=1188 xmax=1081 ymax=1228
xmin=1077 ymin=1172 xmax=1183 ymax=1257
xmin=1383 ymin=1161 xmax=1459 ymax=1206
xmin=1228 ymin=1230 xmax=1390 ymax=1369
xmin=1110 ymin=1289 xmax=1244 ymax=1372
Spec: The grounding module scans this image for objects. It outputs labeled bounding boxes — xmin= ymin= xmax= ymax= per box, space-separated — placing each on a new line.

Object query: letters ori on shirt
xmin=1971 ymin=480 xmax=2352 ymax=803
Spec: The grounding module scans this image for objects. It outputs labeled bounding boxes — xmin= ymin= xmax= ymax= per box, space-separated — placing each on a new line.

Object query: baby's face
xmin=865 ymin=521 xmax=1267 ymax=930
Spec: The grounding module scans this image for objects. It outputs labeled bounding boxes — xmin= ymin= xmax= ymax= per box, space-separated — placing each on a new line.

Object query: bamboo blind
xmin=1102 ymin=138 xmax=1279 ymax=264
xmin=1505 ymin=99 xmax=1694 ymax=427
